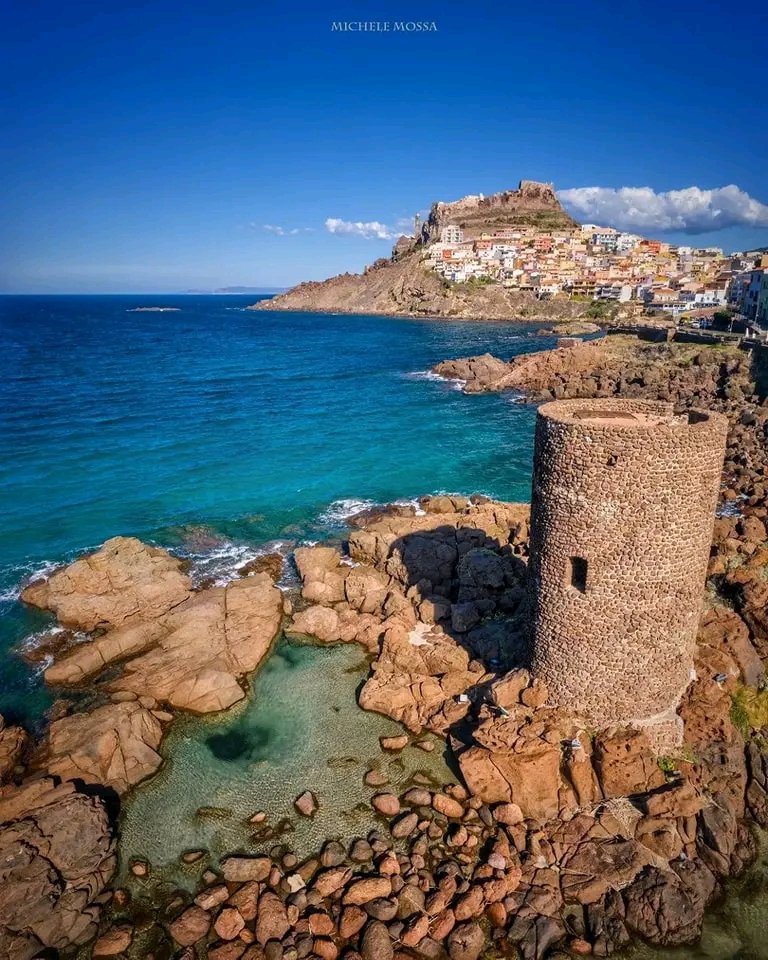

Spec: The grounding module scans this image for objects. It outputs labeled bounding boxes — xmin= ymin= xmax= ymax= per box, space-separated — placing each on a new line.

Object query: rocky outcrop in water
xmin=0 ymin=778 xmax=116 ymax=960
xmin=17 ymin=540 xmax=284 ymax=800
xmin=40 ymin=700 xmax=168 ymax=795
xmin=20 ymin=536 xmax=192 ymax=630
xmin=0 ymin=715 xmax=28 ymax=784
xmin=273 ymin=338 xmax=768 ymax=954
xmin=8 ymin=333 xmax=768 ymax=959
xmin=23 ymin=542 xmax=284 ymax=715
xmin=433 ymin=333 xmax=755 ymax=402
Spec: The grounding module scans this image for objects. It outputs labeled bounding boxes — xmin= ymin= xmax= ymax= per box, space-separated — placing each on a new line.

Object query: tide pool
xmin=118 ymin=639 xmax=454 ymax=886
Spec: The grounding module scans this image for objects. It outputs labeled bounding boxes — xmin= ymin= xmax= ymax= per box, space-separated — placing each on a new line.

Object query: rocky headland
xmin=2 ymin=335 xmax=768 ymax=959
xmin=250 ymin=182 xmax=613 ymax=322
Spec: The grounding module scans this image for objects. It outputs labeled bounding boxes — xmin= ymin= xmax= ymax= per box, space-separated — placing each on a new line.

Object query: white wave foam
xmin=0 ymin=559 xmax=61 ymax=606
xmin=183 ymin=539 xmax=291 ymax=588
xmin=403 ymin=369 xmax=445 ymax=383
xmin=318 ymin=498 xmax=378 ymax=526
xmin=393 ymin=497 xmax=426 ymax=516
xmin=404 ymin=370 xmax=467 ymax=391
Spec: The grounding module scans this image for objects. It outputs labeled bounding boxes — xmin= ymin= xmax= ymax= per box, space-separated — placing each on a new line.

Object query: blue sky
xmin=1 ymin=0 xmax=767 ymax=293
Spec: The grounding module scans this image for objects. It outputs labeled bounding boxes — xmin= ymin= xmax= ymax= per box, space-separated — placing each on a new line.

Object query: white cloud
xmin=325 ymin=217 xmax=401 ymax=240
xmin=558 ymin=184 xmax=768 ymax=234
xmin=256 ymin=224 xmax=314 ymax=236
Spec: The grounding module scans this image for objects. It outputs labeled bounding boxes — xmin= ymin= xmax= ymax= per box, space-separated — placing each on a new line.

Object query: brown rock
xmin=0 ymin=721 xmax=28 ymax=783
xmin=0 ymin=779 xmax=116 ymax=960
xmin=170 ymin=906 xmax=212 ymax=946
xmin=21 ymin=536 xmax=191 ymax=630
xmin=340 ymin=906 xmax=368 ymax=938
xmin=390 ymin=812 xmax=419 ymax=839
xmin=492 ymin=802 xmax=523 ymax=825
xmin=221 ymin=855 xmax=272 ymax=882
xmin=360 ymin=920 xmax=394 ymax=960
xmin=364 ymin=769 xmax=389 ymax=787
xmin=312 ymin=866 xmax=353 ymax=898
xmin=314 ymin=937 xmax=340 ymax=960
xmin=210 ymin=943 xmax=248 ymax=960
xmin=344 ymin=877 xmax=393 ymax=906
xmin=372 ymin=793 xmax=400 ymax=816
xmin=255 ymin=892 xmax=290 ymax=945
xmin=239 ymin=553 xmax=284 ymax=581
xmin=447 ymin=922 xmax=485 ymax=960
xmin=287 ymin=605 xmax=342 ymax=644
xmin=195 ymin=885 xmax=230 ymax=911
xmin=593 ymin=729 xmax=665 ymax=800
xmin=432 ymin=793 xmax=464 ymax=819
xmin=380 ymin=735 xmax=409 ymax=751
xmin=43 ymin=700 xmax=166 ymax=795
xmin=110 ymin=574 xmax=283 ymax=713
xmin=294 ymin=791 xmax=318 ymax=817
xmin=92 ymin=924 xmax=134 ymax=956
xmin=215 ymin=907 xmax=246 ymax=941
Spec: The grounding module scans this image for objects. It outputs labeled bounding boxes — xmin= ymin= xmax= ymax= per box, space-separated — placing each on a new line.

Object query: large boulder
xmin=0 ymin=778 xmax=116 ymax=960
xmin=42 ymin=701 xmax=167 ymax=795
xmin=21 ymin=536 xmax=191 ymax=630
xmin=592 ymin=729 xmax=666 ymax=800
xmin=359 ymin=624 xmax=482 ymax=733
xmin=45 ymin=574 xmax=283 ymax=714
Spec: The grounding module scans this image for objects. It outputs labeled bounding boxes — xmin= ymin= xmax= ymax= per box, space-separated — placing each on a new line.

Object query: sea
xmin=0 ymin=294 xmax=542 ymax=727
xmin=2 ymin=295 xmax=766 ymax=958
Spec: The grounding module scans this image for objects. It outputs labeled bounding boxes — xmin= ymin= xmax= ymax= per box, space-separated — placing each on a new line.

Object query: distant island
xmin=127 ymin=306 xmax=181 ymax=312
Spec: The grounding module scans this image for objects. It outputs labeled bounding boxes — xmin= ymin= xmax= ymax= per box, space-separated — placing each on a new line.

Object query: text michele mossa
xmin=331 ymin=21 xmax=438 ymax=32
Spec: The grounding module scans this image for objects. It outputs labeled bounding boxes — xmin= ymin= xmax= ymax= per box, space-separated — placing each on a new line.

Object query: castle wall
xmin=528 ymin=398 xmax=728 ymax=739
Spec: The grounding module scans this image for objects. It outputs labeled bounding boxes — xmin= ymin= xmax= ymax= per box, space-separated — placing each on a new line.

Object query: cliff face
xmin=254 ymin=180 xmax=581 ymax=320
xmin=251 ymin=251 xmax=587 ymax=321
xmin=421 ymin=180 xmax=577 ymax=242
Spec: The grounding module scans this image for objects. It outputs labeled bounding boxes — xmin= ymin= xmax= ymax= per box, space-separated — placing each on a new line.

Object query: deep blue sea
xmin=0 ymin=294 xmax=551 ymax=727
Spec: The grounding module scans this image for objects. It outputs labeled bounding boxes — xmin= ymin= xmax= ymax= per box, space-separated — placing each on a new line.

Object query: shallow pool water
xmin=118 ymin=639 xmax=455 ymax=885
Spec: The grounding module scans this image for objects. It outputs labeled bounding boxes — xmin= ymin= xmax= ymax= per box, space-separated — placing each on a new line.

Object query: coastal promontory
xmin=251 ymin=181 xmax=593 ymax=321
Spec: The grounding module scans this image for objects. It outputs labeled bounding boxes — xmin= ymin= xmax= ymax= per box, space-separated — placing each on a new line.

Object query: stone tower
xmin=528 ymin=398 xmax=728 ymax=746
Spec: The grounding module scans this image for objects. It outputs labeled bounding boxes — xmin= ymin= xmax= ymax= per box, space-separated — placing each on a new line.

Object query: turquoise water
xmin=0 ymin=294 xmax=544 ymax=726
xmin=119 ymin=638 xmax=455 ymax=885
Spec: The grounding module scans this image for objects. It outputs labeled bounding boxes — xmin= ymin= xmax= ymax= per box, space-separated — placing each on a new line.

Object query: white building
xmin=440 ymin=224 xmax=464 ymax=244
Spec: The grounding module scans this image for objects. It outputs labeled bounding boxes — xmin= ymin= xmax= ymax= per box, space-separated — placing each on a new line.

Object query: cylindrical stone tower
xmin=528 ymin=398 xmax=727 ymax=746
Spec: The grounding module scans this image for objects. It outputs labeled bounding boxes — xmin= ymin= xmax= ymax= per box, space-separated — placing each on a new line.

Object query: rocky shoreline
xmin=1 ymin=333 xmax=768 ymax=959
xmin=248 ymin=253 xmax=637 ymax=325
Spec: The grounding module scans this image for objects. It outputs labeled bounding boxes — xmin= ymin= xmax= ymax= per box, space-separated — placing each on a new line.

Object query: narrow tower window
xmin=566 ymin=556 xmax=588 ymax=593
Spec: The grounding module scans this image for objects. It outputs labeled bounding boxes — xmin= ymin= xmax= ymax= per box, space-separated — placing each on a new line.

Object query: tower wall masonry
xmin=528 ymin=398 xmax=728 ymax=742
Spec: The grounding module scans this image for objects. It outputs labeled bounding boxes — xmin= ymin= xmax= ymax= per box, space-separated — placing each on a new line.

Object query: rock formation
xmin=41 ymin=700 xmax=168 ymax=795
xmin=6 ymin=332 xmax=768 ymax=959
xmin=250 ymin=251 xmax=589 ymax=321
xmin=20 ymin=536 xmax=192 ymax=630
xmin=420 ymin=181 xmax=577 ymax=243
xmin=251 ymin=181 xmax=585 ymax=320
xmin=18 ymin=539 xmax=284 ymax=799
xmin=0 ymin=778 xmax=116 ymax=960
xmin=23 ymin=542 xmax=284 ymax=716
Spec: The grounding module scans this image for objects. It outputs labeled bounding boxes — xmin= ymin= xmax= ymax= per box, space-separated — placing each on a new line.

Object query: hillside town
xmin=422 ymin=221 xmax=768 ymax=326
